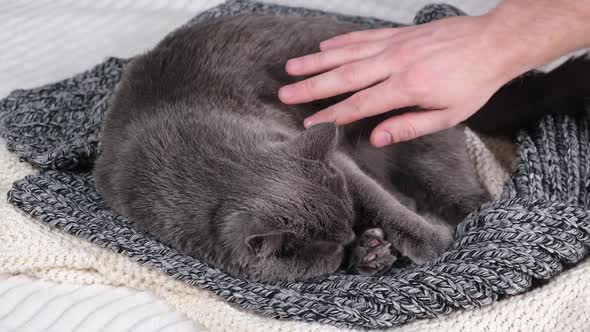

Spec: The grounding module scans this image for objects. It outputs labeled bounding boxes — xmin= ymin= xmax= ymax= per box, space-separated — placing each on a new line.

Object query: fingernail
xmin=303 ymin=117 xmax=316 ymax=128
xmin=285 ymin=59 xmax=298 ymax=73
xmin=373 ymin=131 xmax=391 ymax=147
xmin=319 ymin=40 xmax=332 ymax=50
xmin=279 ymin=86 xmax=294 ymax=101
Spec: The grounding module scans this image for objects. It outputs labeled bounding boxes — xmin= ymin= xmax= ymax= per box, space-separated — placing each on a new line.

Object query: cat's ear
xmin=245 ymin=230 xmax=296 ymax=257
xmin=293 ymin=122 xmax=338 ymax=161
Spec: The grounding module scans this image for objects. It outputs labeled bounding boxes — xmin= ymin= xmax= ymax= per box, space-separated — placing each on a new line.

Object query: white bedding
xmin=2 ymin=1 xmax=589 ymax=332
xmin=0 ymin=276 xmax=196 ymax=332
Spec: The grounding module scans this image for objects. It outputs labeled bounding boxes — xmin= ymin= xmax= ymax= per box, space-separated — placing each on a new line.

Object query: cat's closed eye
xmin=300 ymin=240 xmax=344 ymax=257
xmin=272 ymin=236 xmax=344 ymax=259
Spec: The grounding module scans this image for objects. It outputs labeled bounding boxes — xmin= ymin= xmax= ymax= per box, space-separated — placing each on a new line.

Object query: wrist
xmin=482 ymin=0 xmax=590 ymax=80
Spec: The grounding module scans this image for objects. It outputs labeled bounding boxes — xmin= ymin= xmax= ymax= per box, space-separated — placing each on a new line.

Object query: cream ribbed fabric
xmin=464 ymin=129 xmax=513 ymax=199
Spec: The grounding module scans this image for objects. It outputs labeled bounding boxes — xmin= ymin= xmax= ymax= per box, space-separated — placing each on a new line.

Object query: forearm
xmin=484 ymin=0 xmax=590 ymax=80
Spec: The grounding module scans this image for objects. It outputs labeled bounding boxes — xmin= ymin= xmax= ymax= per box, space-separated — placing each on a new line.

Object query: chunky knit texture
xmin=1 ymin=0 xmax=589 ymax=329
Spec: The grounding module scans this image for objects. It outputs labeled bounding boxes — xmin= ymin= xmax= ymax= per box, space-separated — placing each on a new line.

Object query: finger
xmin=370 ymin=109 xmax=463 ymax=147
xmin=303 ymin=78 xmax=414 ymax=127
xmin=320 ymin=26 xmax=413 ymax=50
xmin=279 ymin=57 xmax=389 ymax=104
xmin=286 ymin=41 xmax=388 ymax=76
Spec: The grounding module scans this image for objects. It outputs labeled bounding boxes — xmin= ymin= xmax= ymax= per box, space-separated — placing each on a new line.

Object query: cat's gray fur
xmin=94 ymin=15 xmax=590 ymax=281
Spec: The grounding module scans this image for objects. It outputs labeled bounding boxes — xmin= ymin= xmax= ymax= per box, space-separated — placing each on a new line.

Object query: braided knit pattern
xmin=2 ymin=1 xmax=589 ymax=329
xmin=0 ymin=58 xmax=128 ymax=170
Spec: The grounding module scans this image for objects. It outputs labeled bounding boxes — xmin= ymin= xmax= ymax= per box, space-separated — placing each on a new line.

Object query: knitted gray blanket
xmin=1 ymin=0 xmax=589 ymax=329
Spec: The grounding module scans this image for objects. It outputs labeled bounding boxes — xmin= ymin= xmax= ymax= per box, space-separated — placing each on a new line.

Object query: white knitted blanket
xmin=1 ymin=1 xmax=589 ymax=331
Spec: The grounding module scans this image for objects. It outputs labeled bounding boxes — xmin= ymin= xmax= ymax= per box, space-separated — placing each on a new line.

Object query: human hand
xmin=278 ymin=15 xmax=523 ymax=147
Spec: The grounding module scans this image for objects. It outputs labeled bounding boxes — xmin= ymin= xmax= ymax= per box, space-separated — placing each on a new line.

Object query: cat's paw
xmin=400 ymin=225 xmax=454 ymax=264
xmin=350 ymin=228 xmax=397 ymax=276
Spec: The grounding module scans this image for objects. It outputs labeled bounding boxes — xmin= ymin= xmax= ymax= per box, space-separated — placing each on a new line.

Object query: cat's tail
xmin=465 ymin=54 xmax=590 ymax=136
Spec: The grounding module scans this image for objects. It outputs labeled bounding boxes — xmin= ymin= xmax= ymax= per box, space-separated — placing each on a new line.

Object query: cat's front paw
xmin=400 ymin=225 xmax=454 ymax=264
xmin=349 ymin=228 xmax=398 ymax=276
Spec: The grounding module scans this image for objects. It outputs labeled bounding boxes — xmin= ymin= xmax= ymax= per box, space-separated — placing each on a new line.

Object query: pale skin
xmin=279 ymin=0 xmax=590 ymax=147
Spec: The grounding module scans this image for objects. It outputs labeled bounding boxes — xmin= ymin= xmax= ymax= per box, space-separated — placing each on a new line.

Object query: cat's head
xmin=220 ymin=123 xmax=355 ymax=281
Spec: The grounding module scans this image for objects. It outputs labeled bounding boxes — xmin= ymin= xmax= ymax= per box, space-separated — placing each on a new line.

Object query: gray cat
xmin=94 ymin=15 xmax=590 ymax=281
